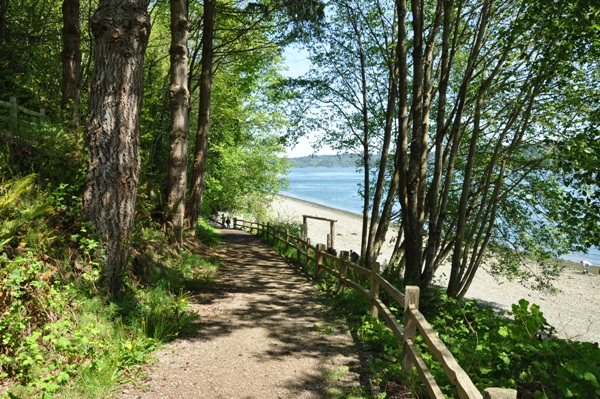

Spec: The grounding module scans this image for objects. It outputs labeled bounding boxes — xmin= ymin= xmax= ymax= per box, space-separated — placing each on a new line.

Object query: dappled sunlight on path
xmin=114 ymin=228 xmax=369 ymax=399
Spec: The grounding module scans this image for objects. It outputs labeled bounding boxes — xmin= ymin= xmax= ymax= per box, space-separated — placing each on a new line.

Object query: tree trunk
xmin=186 ymin=0 xmax=215 ymax=229
xmin=401 ymin=0 xmax=428 ymax=286
xmin=166 ymin=0 xmax=190 ymax=245
xmin=82 ymin=0 xmax=151 ymax=296
xmin=60 ymin=0 xmax=82 ymax=126
xmin=0 ymin=0 xmax=8 ymax=43
xmin=366 ymin=26 xmax=400 ymax=268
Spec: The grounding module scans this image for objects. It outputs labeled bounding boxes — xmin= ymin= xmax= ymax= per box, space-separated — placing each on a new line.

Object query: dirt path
xmin=114 ymin=229 xmax=372 ymax=399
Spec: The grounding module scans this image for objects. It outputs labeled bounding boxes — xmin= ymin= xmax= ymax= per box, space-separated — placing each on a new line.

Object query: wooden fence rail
xmin=234 ymin=218 xmax=517 ymax=399
xmin=0 ymin=96 xmax=46 ymax=130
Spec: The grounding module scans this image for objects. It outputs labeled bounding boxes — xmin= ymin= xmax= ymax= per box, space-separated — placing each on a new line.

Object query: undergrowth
xmin=0 ymin=175 xmax=223 ymax=399
xmin=265 ymin=219 xmax=600 ymax=399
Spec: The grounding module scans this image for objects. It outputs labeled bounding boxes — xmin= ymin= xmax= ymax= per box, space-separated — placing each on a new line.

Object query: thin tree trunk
xmin=367 ymin=18 xmax=400 ymax=268
xmin=447 ymin=0 xmax=495 ymax=296
xmin=166 ymin=0 xmax=190 ymax=245
xmin=414 ymin=0 xmax=442 ymax=288
xmin=60 ymin=0 xmax=82 ymax=126
xmin=186 ymin=0 xmax=215 ymax=229
xmin=82 ymin=0 xmax=151 ymax=296
xmin=395 ymin=0 xmax=410 ymax=280
xmin=402 ymin=0 xmax=427 ymax=286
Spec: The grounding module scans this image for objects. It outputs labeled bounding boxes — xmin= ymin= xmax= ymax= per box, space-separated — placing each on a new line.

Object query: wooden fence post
xmin=296 ymin=232 xmax=302 ymax=263
xmin=314 ymin=243 xmax=325 ymax=279
xmin=9 ymin=96 xmax=17 ymax=130
xmin=233 ymin=217 xmax=238 ymax=229
xmin=337 ymin=251 xmax=349 ymax=295
xmin=402 ymin=286 xmax=420 ymax=376
xmin=304 ymin=238 xmax=311 ymax=271
xmin=330 ymin=220 xmax=335 ymax=249
xmin=370 ymin=262 xmax=381 ymax=317
xmin=285 ymin=229 xmax=290 ymax=251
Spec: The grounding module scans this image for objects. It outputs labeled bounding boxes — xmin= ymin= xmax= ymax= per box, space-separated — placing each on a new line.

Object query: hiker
xmin=581 ymin=260 xmax=592 ymax=274
xmin=221 ymin=214 xmax=226 ymax=228
xmin=350 ymin=250 xmax=360 ymax=263
xmin=226 ymin=216 xmax=231 ymax=228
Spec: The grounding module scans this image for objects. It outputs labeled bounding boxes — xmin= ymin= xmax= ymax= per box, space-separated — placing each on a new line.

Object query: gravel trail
xmin=114 ymin=228 xmax=369 ymax=399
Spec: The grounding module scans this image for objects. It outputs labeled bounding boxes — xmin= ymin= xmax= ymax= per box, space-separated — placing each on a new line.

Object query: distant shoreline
xmin=277 ymin=194 xmax=364 ymax=220
xmin=275 ymin=193 xmax=596 ymax=267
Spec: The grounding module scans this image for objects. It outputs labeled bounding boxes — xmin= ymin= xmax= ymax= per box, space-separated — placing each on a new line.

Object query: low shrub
xmin=419 ymin=292 xmax=600 ymax=398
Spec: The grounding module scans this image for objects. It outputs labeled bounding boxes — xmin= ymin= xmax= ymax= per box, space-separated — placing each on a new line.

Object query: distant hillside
xmin=289 ymin=154 xmax=361 ymax=168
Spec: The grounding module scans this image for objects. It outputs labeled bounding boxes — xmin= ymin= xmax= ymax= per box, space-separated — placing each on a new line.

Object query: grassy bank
xmin=0 ymin=176 xmax=223 ymax=398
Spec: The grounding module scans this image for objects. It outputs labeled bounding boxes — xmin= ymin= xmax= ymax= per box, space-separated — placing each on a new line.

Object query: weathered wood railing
xmin=234 ymin=218 xmax=516 ymax=399
xmin=0 ymin=96 xmax=46 ymax=130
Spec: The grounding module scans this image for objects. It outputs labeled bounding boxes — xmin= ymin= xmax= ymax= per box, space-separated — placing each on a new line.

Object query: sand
xmin=268 ymin=195 xmax=600 ymax=344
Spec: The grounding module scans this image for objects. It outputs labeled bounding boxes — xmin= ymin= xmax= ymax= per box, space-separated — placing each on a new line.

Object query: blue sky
xmin=282 ymin=46 xmax=336 ymax=158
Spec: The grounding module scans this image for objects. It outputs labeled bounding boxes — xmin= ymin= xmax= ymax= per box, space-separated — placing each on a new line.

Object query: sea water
xmin=281 ymin=167 xmax=600 ymax=265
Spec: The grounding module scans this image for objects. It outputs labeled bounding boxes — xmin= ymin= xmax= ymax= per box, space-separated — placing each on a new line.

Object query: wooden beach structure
xmin=302 ymin=214 xmax=337 ymax=249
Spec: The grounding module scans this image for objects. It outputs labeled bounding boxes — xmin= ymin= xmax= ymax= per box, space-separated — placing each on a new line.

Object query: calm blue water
xmin=281 ymin=167 xmax=600 ymax=265
xmin=282 ymin=167 xmax=365 ymax=214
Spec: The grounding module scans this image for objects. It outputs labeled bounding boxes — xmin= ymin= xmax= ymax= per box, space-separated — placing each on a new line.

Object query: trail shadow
xmin=184 ymin=228 xmax=372 ymax=397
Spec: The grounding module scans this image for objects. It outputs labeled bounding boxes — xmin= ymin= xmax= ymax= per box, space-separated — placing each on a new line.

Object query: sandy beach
xmin=268 ymin=195 xmax=599 ymax=344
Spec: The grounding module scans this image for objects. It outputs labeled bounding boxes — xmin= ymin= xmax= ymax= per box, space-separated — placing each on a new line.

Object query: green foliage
xmin=0 ymin=174 xmax=54 ymax=250
xmin=418 ymin=292 xmax=600 ymax=399
xmin=0 ymin=0 xmax=64 ymax=105
xmin=0 ymin=251 xmax=158 ymax=397
xmin=249 ymin=220 xmax=600 ymax=398
xmin=0 ymin=176 xmax=221 ymax=397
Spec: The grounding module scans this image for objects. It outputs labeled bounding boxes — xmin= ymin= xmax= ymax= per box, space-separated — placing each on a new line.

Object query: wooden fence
xmin=0 ymin=96 xmax=46 ymax=130
xmin=234 ymin=218 xmax=517 ymax=399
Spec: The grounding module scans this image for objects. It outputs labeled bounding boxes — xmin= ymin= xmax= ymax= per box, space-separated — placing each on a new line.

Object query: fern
xmin=0 ymin=174 xmax=54 ymax=249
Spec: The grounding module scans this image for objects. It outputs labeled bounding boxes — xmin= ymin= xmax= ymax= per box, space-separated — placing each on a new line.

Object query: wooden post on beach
xmin=302 ymin=216 xmax=307 ymax=239
xmin=330 ymin=220 xmax=335 ymax=249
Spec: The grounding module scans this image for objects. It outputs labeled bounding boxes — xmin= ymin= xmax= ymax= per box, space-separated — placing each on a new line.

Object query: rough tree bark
xmin=60 ymin=0 xmax=82 ymax=126
xmin=82 ymin=0 xmax=151 ymax=296
xmin=166 ymin=0 xmax=190 ymax=245
xmin=186 ymin=0 xmax=215 ymax=229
